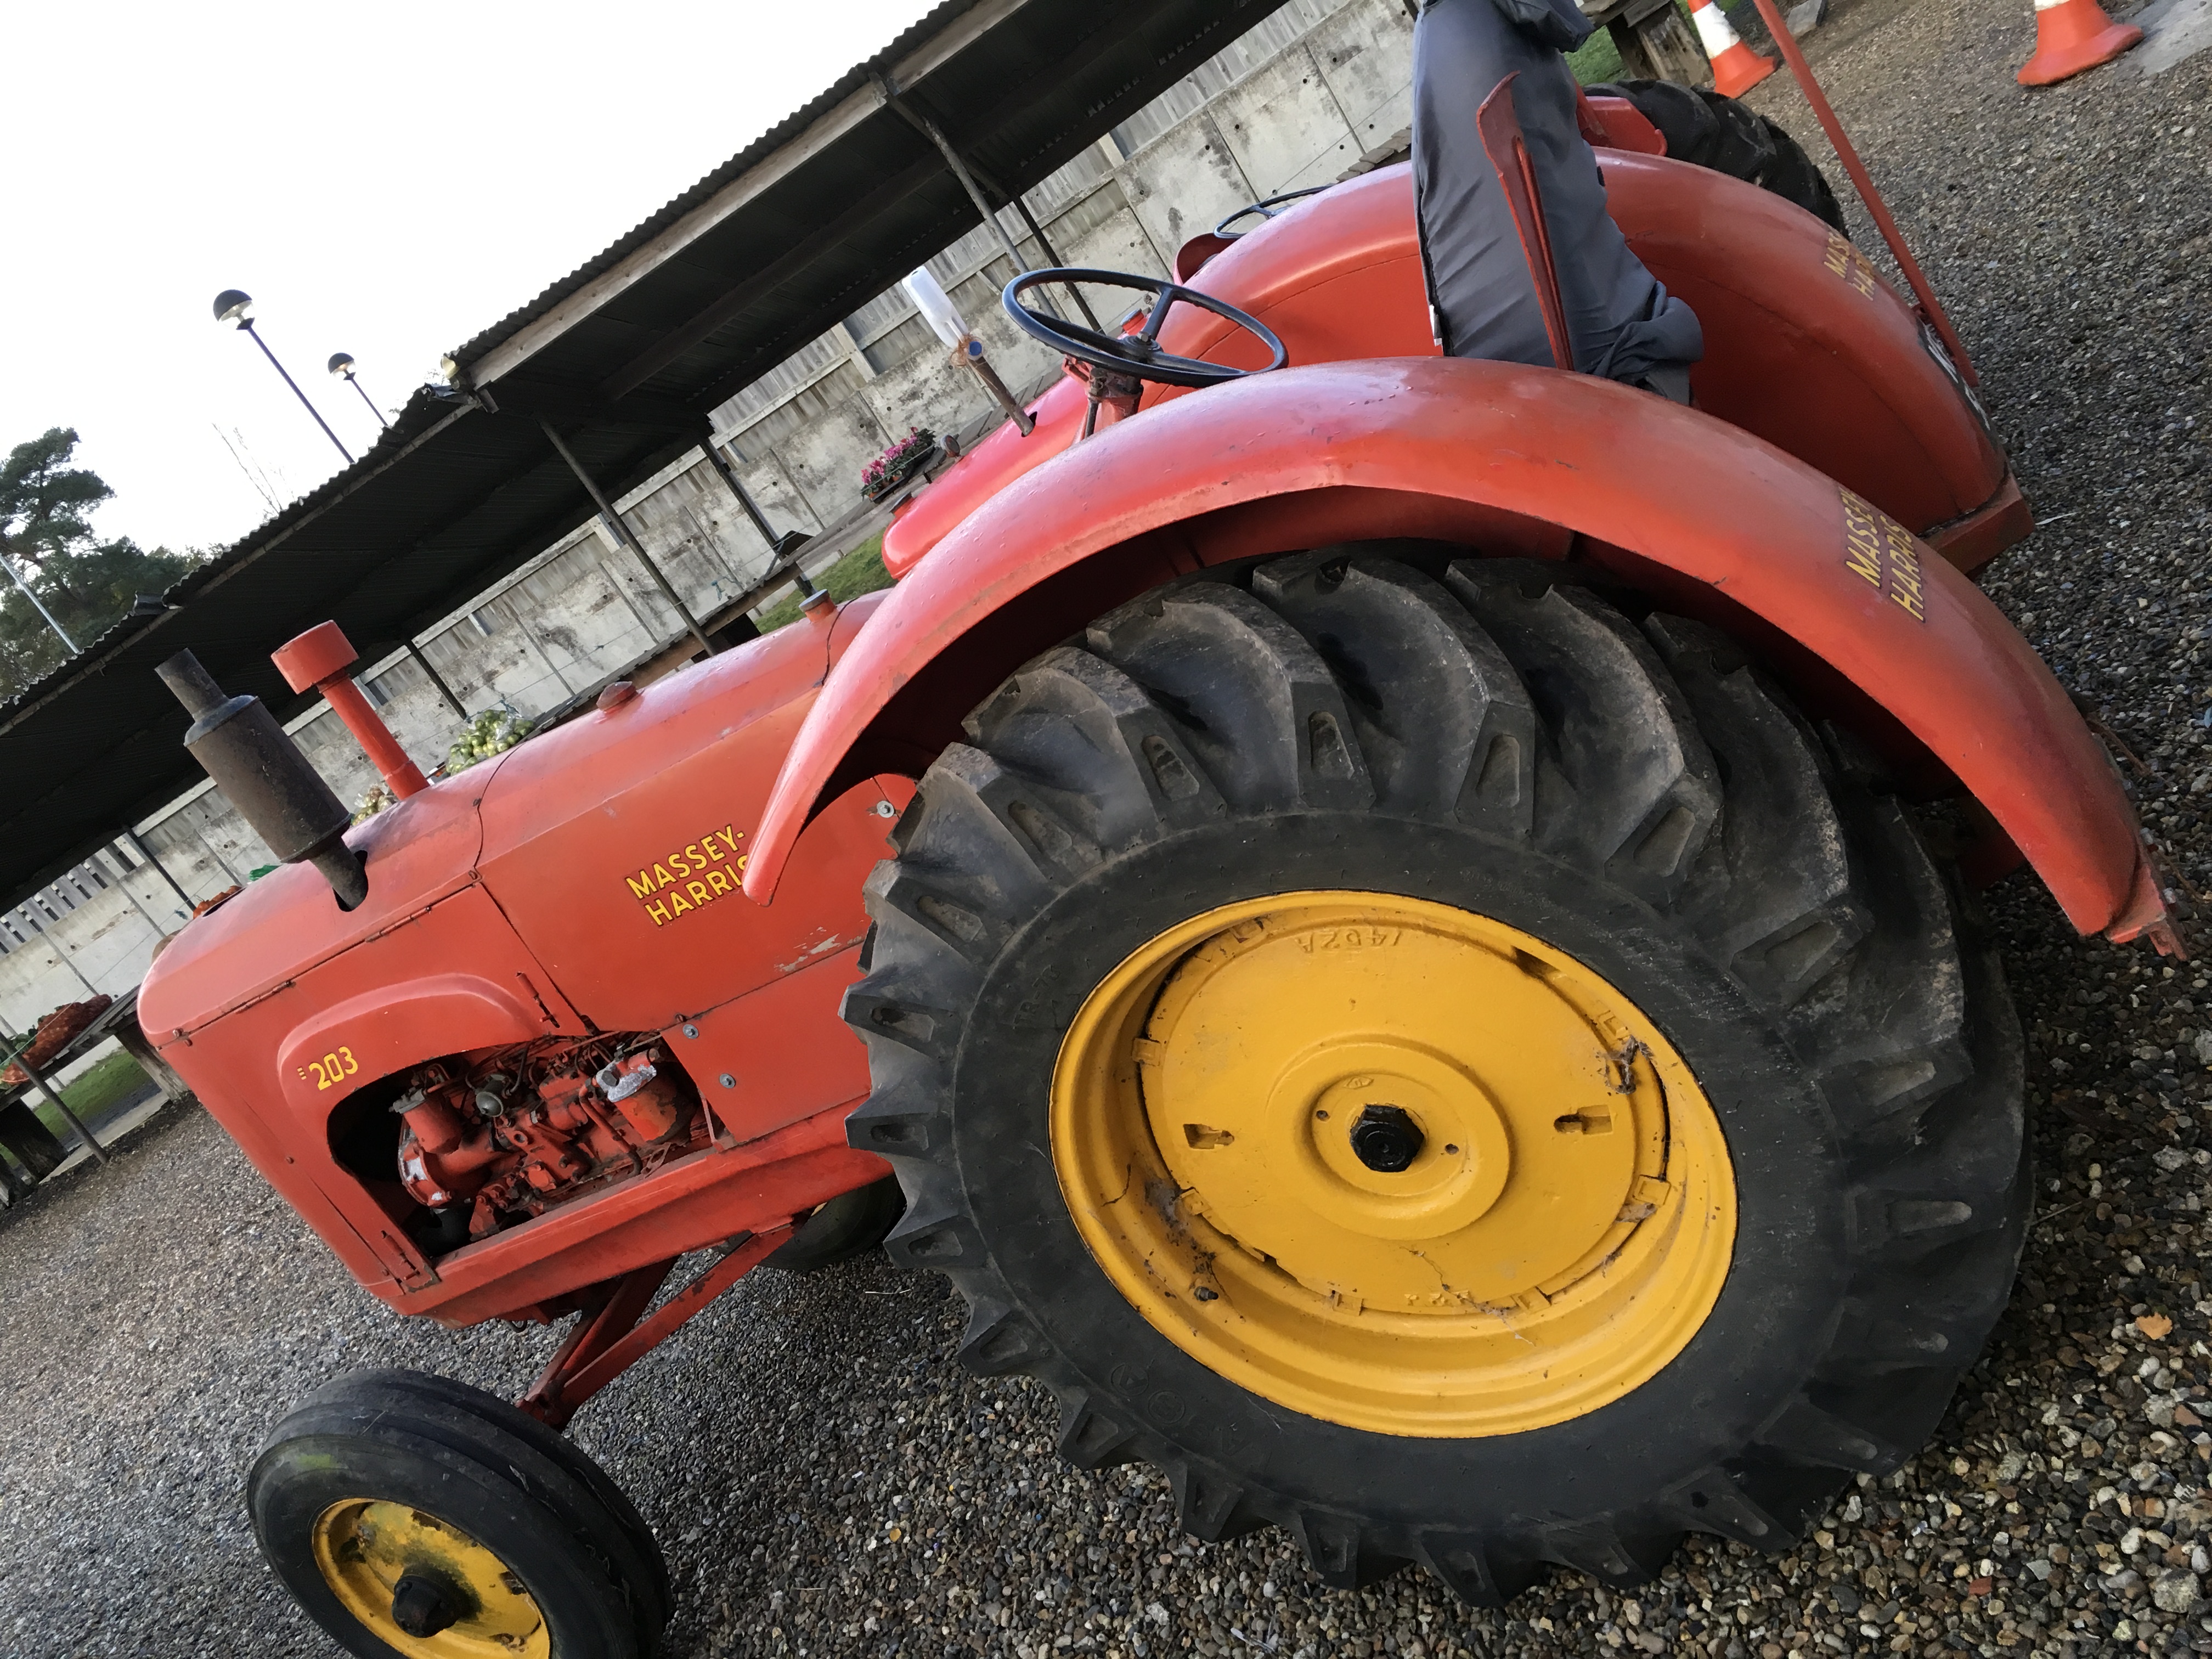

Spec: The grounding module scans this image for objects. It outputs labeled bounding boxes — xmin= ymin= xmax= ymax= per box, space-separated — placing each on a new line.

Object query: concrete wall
xmin=0 ymin=0 xmax=1417 ymax=1036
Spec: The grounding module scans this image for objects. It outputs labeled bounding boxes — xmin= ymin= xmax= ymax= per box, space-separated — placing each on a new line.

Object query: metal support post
xmin=100 ymin=847 xmax=167 ymax=940
xmin=887 ymin=94 xmax=1069 ymax=323
xmin=7 ymin=1036 xmax=108 ymax=1165
xmin=405 ymin=641 xmax=469 ymax=720
xmin=695 ymin=430 xmax=785 ymax=558
xmin=20 ymin=904 xmax=98 ymax=998
xmin=1008 ymin=194 xmax=1103 ymax=332
xmin=122 ymin=829 xmax=194 ymax=910
xmin=540 ymin=421 xmax=716 ymax=657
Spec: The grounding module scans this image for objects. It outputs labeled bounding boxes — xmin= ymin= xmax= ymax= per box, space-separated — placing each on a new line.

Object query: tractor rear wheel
xmin=1593 ymin=79 xmax=1847 ymax=234
xmin=845 ymin=552 xmax=2027 ymax=1599
xmin=250 ymin=1368 xmax=668 ymax=1656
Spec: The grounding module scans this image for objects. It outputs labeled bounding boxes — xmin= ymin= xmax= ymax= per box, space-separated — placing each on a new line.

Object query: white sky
xmin=1 ymin=1 xmax=939 ymax=555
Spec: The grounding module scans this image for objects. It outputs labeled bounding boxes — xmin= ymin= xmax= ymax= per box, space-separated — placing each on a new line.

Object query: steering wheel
xmin=1001 ymin=267 xmax=1287 ymax=392
xmin=1214 ymin=185 xmax=1331 ymax=239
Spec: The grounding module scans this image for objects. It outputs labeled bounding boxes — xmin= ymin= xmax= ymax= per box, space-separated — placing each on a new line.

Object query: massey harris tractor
xmin=140 ymin=47 xmax=2179 ymax=1659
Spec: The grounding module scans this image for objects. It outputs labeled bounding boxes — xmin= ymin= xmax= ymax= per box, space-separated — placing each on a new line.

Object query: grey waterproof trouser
xmin=1411 ymin=0 xmax=1702 ymax=396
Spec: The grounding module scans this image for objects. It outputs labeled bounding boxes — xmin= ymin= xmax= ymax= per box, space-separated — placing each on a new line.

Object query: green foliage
xmin=0 ymin=428 xmax=200 ymax=699
xmin=445 ymin=708 xmax=532 ymax=775
xmin=754 ymin=533 xmax=894 ymax=633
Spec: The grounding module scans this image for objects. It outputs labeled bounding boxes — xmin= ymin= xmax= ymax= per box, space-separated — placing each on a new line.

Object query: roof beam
xmin=595 ymin=150 xmax=947 ymax=403
xmin=464 ymin=0 xmax=1032 ymax=392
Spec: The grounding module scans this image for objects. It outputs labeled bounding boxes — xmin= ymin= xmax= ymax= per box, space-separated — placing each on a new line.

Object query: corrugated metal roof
xmin=0 ymin=0 xmax=1292 ymax=904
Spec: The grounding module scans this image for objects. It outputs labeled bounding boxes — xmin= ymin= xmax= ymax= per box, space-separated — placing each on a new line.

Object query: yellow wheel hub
xmin=312 ymin=1498 xmax=549 ymax=1657
xmin=1050 ymin=891 xmax=1736 ymax=1437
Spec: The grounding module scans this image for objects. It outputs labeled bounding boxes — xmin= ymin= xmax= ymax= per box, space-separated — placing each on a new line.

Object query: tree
xmin=0 ymin=429 xmax=200 ymax=699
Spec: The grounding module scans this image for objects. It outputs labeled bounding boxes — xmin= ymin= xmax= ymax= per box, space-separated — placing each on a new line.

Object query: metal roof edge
xmin=450 ymin=0 xmax=1023 ymax=390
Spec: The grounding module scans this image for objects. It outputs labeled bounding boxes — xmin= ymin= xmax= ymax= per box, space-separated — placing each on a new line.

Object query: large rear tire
xmin=1593 ymin=78 xmax=1848 ymax=234
xmin=845 ymin=551 xmax=2026 ymax=1600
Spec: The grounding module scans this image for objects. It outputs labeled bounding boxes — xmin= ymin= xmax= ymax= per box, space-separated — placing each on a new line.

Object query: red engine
xmin=392 ymin=1036 xmax=705 ymax=1242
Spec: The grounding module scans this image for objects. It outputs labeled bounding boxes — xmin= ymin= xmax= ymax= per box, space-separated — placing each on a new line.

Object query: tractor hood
xmin=139 ymin=609 xmax=847 ymax=1047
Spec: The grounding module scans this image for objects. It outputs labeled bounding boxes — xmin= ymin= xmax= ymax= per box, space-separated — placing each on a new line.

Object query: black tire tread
xmin=252 ymin=1368 xmax=669 ymax=1654
xmin=1591 ymin=78 xmax=1849 ymax=234
xmin=847 ymin=552 xmax=2024 ymax=1602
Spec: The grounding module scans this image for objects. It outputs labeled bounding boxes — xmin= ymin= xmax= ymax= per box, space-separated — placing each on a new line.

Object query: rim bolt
xmin=1350 ymin=1104 xmax=1424 ymax=1172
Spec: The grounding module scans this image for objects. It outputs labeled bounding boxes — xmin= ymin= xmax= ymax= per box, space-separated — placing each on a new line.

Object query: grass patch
xmin=1568 ymin=25 xmax=1626 ymax=84
xmin=754 ymin=533 xmax=894 ymax=633
xmin=28 ymin=1047 xmax=155 ymax=1140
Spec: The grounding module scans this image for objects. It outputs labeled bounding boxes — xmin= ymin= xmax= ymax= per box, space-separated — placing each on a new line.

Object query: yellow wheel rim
xmin=1050 ymin=891 xmax=1736 ymax=1437
xmin=312 ymin=1498 xmax=550 ymax=1658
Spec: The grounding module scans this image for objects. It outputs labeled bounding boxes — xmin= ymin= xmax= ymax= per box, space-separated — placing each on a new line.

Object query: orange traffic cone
xmin=1689 ymin=0 xmax=1779 ymax=98
xmin=2017 ymin=0 xmax=2143 ymax=84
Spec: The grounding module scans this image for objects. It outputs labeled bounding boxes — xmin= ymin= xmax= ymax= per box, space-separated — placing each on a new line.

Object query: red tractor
xmin=144 ymin=59 xmax=2174 ymax=1659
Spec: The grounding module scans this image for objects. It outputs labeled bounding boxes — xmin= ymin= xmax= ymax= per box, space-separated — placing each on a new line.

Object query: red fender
xmin=746 ymin=357 xmax=2171 ymax=951
xmin=888 ymin=160 xmax=2022 ymax=582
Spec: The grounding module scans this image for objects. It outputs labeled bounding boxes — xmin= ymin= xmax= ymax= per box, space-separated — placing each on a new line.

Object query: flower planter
xmin=862 ymin=443 xmax=939 ymax=503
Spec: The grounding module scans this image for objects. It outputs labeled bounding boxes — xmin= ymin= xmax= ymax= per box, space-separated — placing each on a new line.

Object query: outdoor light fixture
xmin=212 ymin=288 xmax=354 ymax=465
xmin=327 ymin=352 xmax=390 ymax=429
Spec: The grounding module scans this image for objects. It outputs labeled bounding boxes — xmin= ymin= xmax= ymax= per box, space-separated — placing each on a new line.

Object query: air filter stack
xmin=155 ymin=650 xmax=366 ymax=908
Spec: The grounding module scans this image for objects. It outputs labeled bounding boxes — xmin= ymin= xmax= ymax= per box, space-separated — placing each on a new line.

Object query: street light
xmin=212 ymin=290 xmax=353 ymax=465
xmin=326 ymin=353 xmax=389 ymax=429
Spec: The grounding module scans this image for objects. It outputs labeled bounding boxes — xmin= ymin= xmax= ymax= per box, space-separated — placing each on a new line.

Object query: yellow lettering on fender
xmin=1839 ymin=488 xmax=1928 ymax=624
xmin=625 ymin=820 xmax=758 ymax=926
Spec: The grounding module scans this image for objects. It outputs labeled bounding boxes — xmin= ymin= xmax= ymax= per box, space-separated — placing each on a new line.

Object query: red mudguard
xmin=746 ymin=357 xmax=2172 ymax=952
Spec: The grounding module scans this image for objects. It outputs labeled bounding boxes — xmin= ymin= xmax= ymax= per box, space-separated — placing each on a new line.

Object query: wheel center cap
xmin=1349 ymin=1103 xmax=1424 ymax=1172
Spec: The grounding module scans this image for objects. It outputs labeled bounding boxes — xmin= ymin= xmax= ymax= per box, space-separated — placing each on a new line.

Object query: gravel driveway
xmin=4 ymin=0 xmax=2209 ymax=1654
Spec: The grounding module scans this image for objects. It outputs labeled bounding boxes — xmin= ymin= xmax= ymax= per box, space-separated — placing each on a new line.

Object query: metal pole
xmin=540 ymin=421 xmax=716 ymax=657
xmin=241 ymin=321 xmax=354 ymax=463
xmin=7 ymin=1037 xmax=107 ymax=1165
xmin=122 ymin=829 xmax=194 ymax=909
xmin=0 ymin=551 xmax=77 ymax=652
xmin=1742 ymin=0 xmax=1976 ymax=385
xmin=1008 ymin=193 xmax=1103 ymax=332
xmin=20 ymin=904 xmax=98 ymax=998
xmin=98 ymin=848 xmax=167 ymax=940
xmin=695 ymin=431 xmax=785 ymax=557
xmin=902 ymin=105 xmax=1062 ymax=320
xmin=405 ymin=641 xmax=469 ymax=719
xmin=194 ymin=826 xmax=243 ymax=888
xmin=343 ymin=371 xmax=391 ymax=429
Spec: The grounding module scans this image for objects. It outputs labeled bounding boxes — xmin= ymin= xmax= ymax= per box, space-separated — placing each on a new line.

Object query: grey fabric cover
xmin=1411 ymin=0 xmax=1703 ymax=394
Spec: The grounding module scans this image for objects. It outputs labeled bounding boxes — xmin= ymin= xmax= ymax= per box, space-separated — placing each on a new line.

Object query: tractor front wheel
xmin=845 ymin=551 xmax=2026 ymax=1599
xmin=250 ymin=1368 xmax=669 ymax=1657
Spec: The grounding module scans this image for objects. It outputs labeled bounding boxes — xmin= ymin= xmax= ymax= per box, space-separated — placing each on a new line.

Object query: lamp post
xmin=326 ymin=353 xmax=390 ymax=429
xmin=212 ymin=290 xmax=353 ymax=464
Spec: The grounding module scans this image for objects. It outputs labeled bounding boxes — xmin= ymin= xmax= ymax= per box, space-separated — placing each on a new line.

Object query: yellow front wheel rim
xmin=312 ymin=1498 xmax=549 ymax=1658
xmin=1049 ymin=891 xmax=1737 ymax=1437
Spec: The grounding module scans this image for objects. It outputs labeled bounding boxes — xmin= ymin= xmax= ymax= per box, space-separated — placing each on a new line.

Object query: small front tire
xmin=250 ymin=1369 xmax=668 ymax=1657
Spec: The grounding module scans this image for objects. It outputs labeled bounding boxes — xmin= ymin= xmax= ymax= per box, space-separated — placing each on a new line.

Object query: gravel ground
xmin=4 ymin=2 xmax=2209 ymax=1655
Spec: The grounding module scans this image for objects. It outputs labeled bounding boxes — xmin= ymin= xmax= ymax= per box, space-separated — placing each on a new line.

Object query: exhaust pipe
xmin=155 ymin=650 xmax=368 ymax=909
